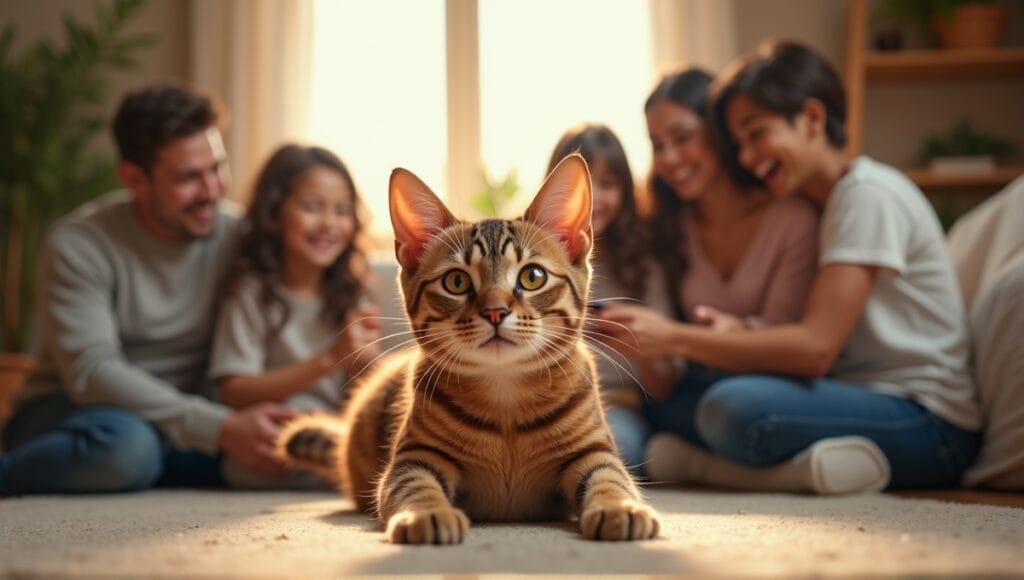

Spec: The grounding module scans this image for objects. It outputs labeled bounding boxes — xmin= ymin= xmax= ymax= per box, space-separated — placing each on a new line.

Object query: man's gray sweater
xmin=15 ymin=191 xmax=240 ymax=454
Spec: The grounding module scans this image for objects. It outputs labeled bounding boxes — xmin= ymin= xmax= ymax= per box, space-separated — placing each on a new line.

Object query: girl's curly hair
xmin=229 ymin=144 xmax=370 ymax=336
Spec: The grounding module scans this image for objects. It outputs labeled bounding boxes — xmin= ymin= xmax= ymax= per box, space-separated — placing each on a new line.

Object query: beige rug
xmin=1 ymin=487 xmax=1022 ymax=577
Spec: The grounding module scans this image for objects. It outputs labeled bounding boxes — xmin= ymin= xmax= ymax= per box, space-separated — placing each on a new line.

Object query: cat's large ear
xmin=389 ymin=168 xmax=455 ymax=272
xmin=524 ymin=153 xmax=593 ymax=263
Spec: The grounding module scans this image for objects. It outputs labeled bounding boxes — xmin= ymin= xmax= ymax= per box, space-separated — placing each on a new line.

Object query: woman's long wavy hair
xmin=230 ymin=144 xmax=370 ymax=337
xmin=643 ymin=68 xmax=719 ymax=321
xmin=547 ymin=124 xmax=649 ymax=300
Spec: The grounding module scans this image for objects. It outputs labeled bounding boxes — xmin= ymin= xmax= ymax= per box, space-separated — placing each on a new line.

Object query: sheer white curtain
xmin=648 ymin=0 xmax=738 ymax=75
xmin=188 ymin=0 xmax=313 ymax=204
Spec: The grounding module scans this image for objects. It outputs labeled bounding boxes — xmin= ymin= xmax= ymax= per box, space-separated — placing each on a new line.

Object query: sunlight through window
xmin=309 ymin=0 xmax=447 ymax=237
xmin=479 ymin=0 xmax=654 ymax=213
xmin=309 ymin=0 xmax=653 ymax=235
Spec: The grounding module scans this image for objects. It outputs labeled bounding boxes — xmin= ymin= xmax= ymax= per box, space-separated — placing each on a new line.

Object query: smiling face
xmin=646 ymin=99 xmax=721 ymax=201
xmin=724 ymin=94 xmax=817 ymax=198
xmin=128 ymin=128 xmax=229 ymax=241
xmin=279 ymin=165 xmax=356 ymax=274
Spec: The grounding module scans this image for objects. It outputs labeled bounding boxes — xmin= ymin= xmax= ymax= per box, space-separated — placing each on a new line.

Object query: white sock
xmin=645 ymin=433 xmax=891 ymax=495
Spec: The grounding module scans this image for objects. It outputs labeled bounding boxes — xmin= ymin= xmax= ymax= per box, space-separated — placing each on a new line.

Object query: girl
xmin=211 ymin=144 xmax=381 ymax=488
xmin=547 ymin=124 xmax=679 ymax=471
xmin=597 ymin=41 xmax=981 ymax=494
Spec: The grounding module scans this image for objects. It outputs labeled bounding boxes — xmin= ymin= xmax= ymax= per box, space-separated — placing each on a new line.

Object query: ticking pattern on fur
xmin=277 ymin=155 xmax=660 ymax=544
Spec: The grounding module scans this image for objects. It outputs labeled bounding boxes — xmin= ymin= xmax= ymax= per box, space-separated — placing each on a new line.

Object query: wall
xmin=1 ymin=0 xmax=189 ymax=158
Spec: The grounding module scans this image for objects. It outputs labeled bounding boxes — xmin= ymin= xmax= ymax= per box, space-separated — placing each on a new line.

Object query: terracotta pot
xmin=932 ymin=4 xmax=1008 ymax=49
xmin=0 ymin=352 xmax=34 ymax=426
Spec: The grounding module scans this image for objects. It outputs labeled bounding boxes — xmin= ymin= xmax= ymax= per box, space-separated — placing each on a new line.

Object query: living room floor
xmin=1 ymin=487 xmax=1021 ymax=577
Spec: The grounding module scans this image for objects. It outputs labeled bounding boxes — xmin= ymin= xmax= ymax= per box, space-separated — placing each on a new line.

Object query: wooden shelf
xmin=904 ymin=166 xmax=1023 ymax=189
xmin=865 ymin=47 xmax=1024 ymax=81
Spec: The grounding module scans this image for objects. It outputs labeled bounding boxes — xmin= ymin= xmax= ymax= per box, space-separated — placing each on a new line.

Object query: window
xmin=309 ymin=0 xmax=447 ymax=238
xmin=309 ymin=0 xmax=653 ymax=234
xmin=478 ymin=0 xmax=654 ymax=213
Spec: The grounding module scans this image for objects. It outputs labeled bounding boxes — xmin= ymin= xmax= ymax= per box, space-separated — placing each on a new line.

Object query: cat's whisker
xmin=420 ymin=341 xmax=461 ymax=411
xmin=435 ymin=228 xmax=466 ymax=261
xmin=553 ymin=315 xmax=642 ymax=353
xmin=543 ymin=326 xmax=651 ymax=399
xmin=531 ymin=334 xmax=583 ymax=386
xmin=524 ymin=338 xmax=565 ymax=383
xmin=339 ymin=331 xmax=452 ymax=388
xmin=525 ymin=339 xmax=555 ymax=387
xmin=336 ymin=329 xmax=444 ymax=384
xmin=541 ymin=327 xmax=647 ymax=397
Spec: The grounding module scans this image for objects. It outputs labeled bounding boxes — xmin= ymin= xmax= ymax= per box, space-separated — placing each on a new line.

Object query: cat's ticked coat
xmin=278 ymin=155 xmax=659 ymax=544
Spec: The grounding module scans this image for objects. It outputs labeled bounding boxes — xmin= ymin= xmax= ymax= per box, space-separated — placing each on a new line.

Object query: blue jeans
xmin=643 ymin=367 xmax=980 ymax=489
xmin=604 ymin=405 xmax=650 ymax=475
xmin=1 ymin=394 xmax=222 ymax=495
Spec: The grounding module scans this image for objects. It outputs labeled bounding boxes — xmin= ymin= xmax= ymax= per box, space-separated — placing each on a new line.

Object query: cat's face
xmin=389 ymin=155 xmax=593 ymax=376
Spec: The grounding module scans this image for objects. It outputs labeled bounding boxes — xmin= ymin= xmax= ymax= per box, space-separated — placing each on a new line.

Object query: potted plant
xmin=471 ymin=168 xmax=521 ymax=218
xmin=919 ymin=119 xmax=1017 ymax=175
xmin=0 ymin=0 xmax=152 ymax=422
xmin=873 ymin=0 xmax=1008 ymax=49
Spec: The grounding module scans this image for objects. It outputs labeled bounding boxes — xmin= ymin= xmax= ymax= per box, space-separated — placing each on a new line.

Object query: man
xmin=0 ymin=84 xmax=295 ymax=494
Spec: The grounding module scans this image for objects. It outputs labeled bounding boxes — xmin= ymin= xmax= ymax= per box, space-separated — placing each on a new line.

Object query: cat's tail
xmin=276 ymin=413 xmax=347 ymax=480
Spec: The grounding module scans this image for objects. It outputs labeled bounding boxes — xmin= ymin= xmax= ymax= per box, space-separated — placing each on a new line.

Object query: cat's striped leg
xmin=560 ymin=441 xmax=660 ymax=541
xmin=376 ymin=440 xmax=468 ymax=545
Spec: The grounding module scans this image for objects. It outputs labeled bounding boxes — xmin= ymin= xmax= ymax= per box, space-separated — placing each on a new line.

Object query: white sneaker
xmin=804 ymin=436 xmax=891 ymax=495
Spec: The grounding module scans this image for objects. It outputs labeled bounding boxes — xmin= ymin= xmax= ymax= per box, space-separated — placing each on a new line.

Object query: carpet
xmin=1 ymin=487 xmax=1022 ymax=577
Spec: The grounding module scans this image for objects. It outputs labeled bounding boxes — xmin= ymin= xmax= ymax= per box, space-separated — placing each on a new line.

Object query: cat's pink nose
xmin=480 ymin=307 xmax=510 ymax=325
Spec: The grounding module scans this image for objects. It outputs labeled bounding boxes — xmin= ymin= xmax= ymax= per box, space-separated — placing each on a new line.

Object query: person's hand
xmin=330 ymin=303 xmax=383 ymax=372
xmin=693 ymin=305 xmax=745 ymax=332
xmin=592 ymin=304 xmax=680 ymax=359
xmin=217 ymin=403 xmax=298 ymax=474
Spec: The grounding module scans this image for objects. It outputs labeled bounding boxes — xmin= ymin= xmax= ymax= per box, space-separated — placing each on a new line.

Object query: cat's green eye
xmin=518 ymin=265 xmax=547 ymax=291
xmin=442 ymin=269 xmax=472 ymax=295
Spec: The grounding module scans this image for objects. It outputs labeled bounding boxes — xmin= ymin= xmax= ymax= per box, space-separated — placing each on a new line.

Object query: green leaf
xmin=0 ymin=0 xmax=153 ymax=351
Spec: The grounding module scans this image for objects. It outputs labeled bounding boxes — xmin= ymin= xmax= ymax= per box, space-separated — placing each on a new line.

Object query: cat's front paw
xmin=386 ymin=507 xmax=470 ymax=545
xmin=580 ymin=500 xmax=660 ymax=541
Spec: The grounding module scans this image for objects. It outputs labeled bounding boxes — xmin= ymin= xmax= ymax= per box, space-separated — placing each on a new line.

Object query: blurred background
xmin=2 ymin=0 xmax=1023 ymax=239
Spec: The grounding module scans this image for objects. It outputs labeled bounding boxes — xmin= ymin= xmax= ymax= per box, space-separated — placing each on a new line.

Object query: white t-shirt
xmin=820 ymin=156 xmax=981 ymax=430
xmin=210 ymin=275 xmax=348 ymax=412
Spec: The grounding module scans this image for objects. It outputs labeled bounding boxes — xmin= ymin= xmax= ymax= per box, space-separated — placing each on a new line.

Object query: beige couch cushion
xmin=948 ymin=175 xmax=1024 ymax=489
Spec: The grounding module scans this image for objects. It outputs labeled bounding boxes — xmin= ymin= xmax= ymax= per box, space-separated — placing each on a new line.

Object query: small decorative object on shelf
xmin=874 ymin=28 xmax=905 ymax=51
xmin=920 ymin=119 xmax=1017 ymax=175
xmin=873 ymin=0 xmax=1008 ymax=49
xmin=932 ymin=1 xmax=1008 ymax=49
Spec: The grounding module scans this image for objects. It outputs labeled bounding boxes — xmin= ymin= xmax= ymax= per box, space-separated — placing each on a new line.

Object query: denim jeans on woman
xmin=639 ymin=363 xmax=980 ymax=489
xmin=0 ymin=393 xmax=222 ymax=495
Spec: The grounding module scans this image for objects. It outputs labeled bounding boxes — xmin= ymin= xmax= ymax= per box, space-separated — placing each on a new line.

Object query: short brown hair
xmin=111 ymin=84 xmax=224 ymax=173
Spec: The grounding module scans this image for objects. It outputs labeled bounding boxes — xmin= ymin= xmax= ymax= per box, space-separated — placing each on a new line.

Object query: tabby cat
xmin=278 ymin=154 xmax=659 ymax=544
